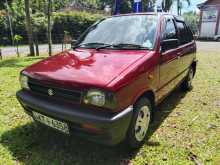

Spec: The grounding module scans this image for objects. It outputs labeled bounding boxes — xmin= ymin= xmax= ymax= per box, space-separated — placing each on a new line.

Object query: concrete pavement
xmin=0 ymin=44 xmax=71 ymax=58
xmin=0 ymin=41 xmax=220 ymax=58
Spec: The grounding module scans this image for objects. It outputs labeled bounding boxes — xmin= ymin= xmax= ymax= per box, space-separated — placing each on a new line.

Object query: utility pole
xmin=5 ymin=0 xmax=14 ymax=46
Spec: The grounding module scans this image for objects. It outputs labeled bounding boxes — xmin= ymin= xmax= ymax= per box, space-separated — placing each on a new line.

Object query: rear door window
xmin=176 ymin=21 xmax=193 ymax=45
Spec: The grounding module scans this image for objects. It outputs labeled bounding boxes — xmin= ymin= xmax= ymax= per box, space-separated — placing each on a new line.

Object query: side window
xmin=185 ymin=25 xmax=194 ymax=42
xmin=176 ymin=21 xmax=193 ymax=45
xmin=163 ymin=19 xmax=177 ymax=40
xmin=161 ymin=18 xmax=178 ymax=52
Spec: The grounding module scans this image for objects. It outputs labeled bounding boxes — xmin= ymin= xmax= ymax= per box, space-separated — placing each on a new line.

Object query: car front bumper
xmin=16 ymin=90 xmax=133 ymax=145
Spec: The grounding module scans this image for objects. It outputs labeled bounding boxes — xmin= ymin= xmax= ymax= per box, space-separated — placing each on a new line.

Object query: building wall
xmin=217 ymin=23 xmax=220 ymax=35
xmin=204 ymin=0 xmax=220 ymax=5
xmin=199 ymin=0 xmax=220 ymax=38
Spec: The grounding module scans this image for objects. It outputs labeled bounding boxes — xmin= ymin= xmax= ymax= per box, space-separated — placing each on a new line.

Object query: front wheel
xmin=126 ymin=97 xmax=152 ymax=149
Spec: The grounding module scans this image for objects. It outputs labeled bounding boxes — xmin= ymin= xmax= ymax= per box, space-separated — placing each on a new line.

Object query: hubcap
xmin=135 ymin=106 xmax=151 ymax=142
xmin=187 ymin=69 xmax=194 ymax=87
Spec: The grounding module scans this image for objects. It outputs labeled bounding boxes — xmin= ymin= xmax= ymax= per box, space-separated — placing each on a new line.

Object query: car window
xmin=161 ymin=18 xmax=178 ymax=52
xmin=176 ymin=21 xmax=193 ymax=45
xmin=163 ymin=19 xmax=177 ymax=40
xmin=77 ymin=15 xmax=158 ymax=50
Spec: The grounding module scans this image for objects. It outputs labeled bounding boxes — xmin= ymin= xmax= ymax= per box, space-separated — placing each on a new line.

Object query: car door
xmin=176 ymin=20 xmax=196 ymax=74
xmin=157 ymin=17 xmax=182 ymax=101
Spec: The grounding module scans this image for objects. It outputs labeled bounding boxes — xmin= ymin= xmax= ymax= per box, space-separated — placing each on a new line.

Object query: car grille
xmin=28 ymin=79 xmax=82 ymax=103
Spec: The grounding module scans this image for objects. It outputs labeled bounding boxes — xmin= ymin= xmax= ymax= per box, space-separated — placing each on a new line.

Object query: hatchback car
xmin=17 ymin=13 xmax=197 ymax=149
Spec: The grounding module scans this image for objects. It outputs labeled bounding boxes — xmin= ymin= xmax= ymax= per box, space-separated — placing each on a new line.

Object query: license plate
xmin=33 ymin=112 xmax=69 ymax=134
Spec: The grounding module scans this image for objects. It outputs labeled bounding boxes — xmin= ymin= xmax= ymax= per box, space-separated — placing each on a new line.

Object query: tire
xmin=181 ymin=67 xmax=194 ymax=91
xmin=126 ymin=97 xmax=152 ymax=149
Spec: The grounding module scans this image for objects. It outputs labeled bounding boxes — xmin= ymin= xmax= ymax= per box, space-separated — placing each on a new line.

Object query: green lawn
xmin=0 ymin=53 xmax=219 ymax=165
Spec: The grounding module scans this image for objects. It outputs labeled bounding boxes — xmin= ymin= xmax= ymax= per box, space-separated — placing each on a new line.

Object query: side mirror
xmin=160 ymin=39 xmax=179 ymax=53
xmin=71 ymin=39 xmax=78 ymax=49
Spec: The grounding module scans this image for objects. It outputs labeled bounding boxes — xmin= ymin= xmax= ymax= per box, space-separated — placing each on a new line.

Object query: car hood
xmin=24 ymin=49 xmax=148 ymax=89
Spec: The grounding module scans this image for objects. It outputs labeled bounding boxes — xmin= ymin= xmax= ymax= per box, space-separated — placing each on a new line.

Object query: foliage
xmin=183 ymin=11 xmax=199 ymax=34
xmin=162 ymin=0 xmax=191 ymax=13
xmin=0 ymin=10 xmax=102 ymax=45
xmin=14 ymin=34 xmax=23 ymax=57
xmin=14 ymin=34 xmax=23 ymax=42
xmin=0 ymin=50 xmax=220 ymax=164
xmin=52 ymin=11 xmax=102 ymax=43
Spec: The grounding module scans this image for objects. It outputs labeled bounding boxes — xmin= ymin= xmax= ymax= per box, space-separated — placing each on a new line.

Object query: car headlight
xmin=84 ymin=89 xmax=117 ymax=109
xmin=84 ymin=89 xmax=105 ymax=107
xmin=19 ymin=74 xmax=30 ymax=90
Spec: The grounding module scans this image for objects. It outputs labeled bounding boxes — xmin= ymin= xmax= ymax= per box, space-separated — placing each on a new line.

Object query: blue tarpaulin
xmin=113 ymin=0 xmax=121 ymax=15
xmin=133 ymin=0 xmax=142 ymax=13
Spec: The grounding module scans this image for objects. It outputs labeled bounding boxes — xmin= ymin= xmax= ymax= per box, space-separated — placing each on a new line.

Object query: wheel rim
xmin=187 ymin=69 xmax=194 ymax=87
xmin=135 ymin=106 xmax=151 ymax=142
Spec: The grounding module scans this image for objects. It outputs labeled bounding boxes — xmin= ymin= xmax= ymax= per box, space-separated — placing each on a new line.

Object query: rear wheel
xmin=126 ymin=97 xmax=152 ymax=149
xmin=181 ymin=67 xmax=194 ymax=91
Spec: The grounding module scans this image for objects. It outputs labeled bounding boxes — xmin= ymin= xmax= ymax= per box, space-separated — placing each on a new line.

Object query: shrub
xmin=52 ymin=11 xmax=102 ymax=43
xmin=0 ymin=11 xmax=103 ymax=45
xmin=183 ymin=11 xmax=199 ymax=34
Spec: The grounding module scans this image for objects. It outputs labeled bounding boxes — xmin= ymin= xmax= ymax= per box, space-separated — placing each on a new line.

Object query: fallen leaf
xmin=207 ymin=124 xmax=217 ymax=129
xmin=188 ymin=151 xmax=204 ymax=165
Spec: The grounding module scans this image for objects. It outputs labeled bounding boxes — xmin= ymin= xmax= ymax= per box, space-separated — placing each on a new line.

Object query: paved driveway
xmin=0 ymin=44 xmax=71 ymax=58
xmin=196 ymin=41 xmax=220 ymax=54
xmin=1 ymin=41 xmax=220 ymax=58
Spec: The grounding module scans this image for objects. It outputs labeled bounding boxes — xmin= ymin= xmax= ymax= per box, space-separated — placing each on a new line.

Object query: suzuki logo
xmin=48 ymin=89 xmax=54 ymax=96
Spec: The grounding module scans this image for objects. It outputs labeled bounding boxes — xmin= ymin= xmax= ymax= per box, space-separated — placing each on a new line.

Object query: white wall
xmin=200 ymin=22 xmax=217 ymax=38
xmin=218 ymin=22 xmax=220 ymax=35
xmin=200 ymin=8 xmax=219 ymax=38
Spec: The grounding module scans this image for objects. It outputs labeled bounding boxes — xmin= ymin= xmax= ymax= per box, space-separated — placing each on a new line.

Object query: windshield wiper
xmin=96 ymin=43 xmax=149 ymax=50
xmin=73 ymin=42 xmax=108 ymax=49
xmin=114 ymin=43 xmax=148 ymax=49
xmin=96 ymin=43 xmax=114 ymax=50
xmin=74 ymin=42 xmax=150 ymax=50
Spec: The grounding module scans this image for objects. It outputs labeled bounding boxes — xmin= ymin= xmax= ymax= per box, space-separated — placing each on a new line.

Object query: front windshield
xmin=77 ymin=15 xmax=158 ymax=50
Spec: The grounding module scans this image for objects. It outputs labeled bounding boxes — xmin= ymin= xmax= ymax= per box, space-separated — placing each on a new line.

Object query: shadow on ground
xmin=1 ymin=88 xmax=186 ymax=165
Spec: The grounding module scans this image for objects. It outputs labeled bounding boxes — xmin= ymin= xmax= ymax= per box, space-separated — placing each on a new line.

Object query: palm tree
xmin=162 ymin=0 xmax=190 ymax=15
xmin=47 ymin=0 xmax=52 ymax=56
xmin=24 ymin=0 xmax=35 ymax=56
xmin=5 ymin=0 xmax=14 ymax=45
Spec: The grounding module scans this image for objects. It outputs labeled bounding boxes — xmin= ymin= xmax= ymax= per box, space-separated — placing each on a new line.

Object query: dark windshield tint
xmin=77 ymin=15 xmax=158 ymax=49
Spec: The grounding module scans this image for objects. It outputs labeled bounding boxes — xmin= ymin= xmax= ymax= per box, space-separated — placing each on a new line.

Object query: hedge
xmin=52 ymin=11 xmax=102 ymax=43
xmin=0 ymin=11 xmax=102 ymax=45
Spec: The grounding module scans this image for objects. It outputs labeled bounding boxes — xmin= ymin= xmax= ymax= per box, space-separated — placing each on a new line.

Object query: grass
xmin=0 ymin=53 xmax=219 ymax=165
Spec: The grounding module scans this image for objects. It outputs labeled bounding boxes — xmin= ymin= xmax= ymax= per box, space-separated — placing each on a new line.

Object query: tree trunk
xmin=48 ymin=0 xmax=52 ymax=56
xmin=16 ymin=43 xmax=20 ymax=57
xmin=5 ymin=0 xmax=14 ymax=46
xmin=24 ymin=0 xmax=35 ymax=56
xmin=0 ymin=49 xmax=2 ymax=60
xmin=35 ymin=34 xmax=39 ymax=56
xmin=177 ymin=0 xmax=180 ymax=15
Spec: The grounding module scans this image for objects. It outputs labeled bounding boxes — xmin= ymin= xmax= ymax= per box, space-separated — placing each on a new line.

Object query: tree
xmin=14 ymin=34 xmax=23 ymax=57
xmin=162 ymin=0 xmax=190 ymax=15
xmin=47 ymin=0 xmax=52 ymax=56
xmin=24 ymin=0 xmax=35 ymax=56
xmin=183 ymin=11 xmax=199 ymax=34
xmin=5 ymin=0 xmax=14 ymax=45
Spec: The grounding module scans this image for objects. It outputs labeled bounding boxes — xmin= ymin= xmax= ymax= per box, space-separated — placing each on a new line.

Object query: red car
xmin=17 ymin=13 xmax=197 ymax=149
